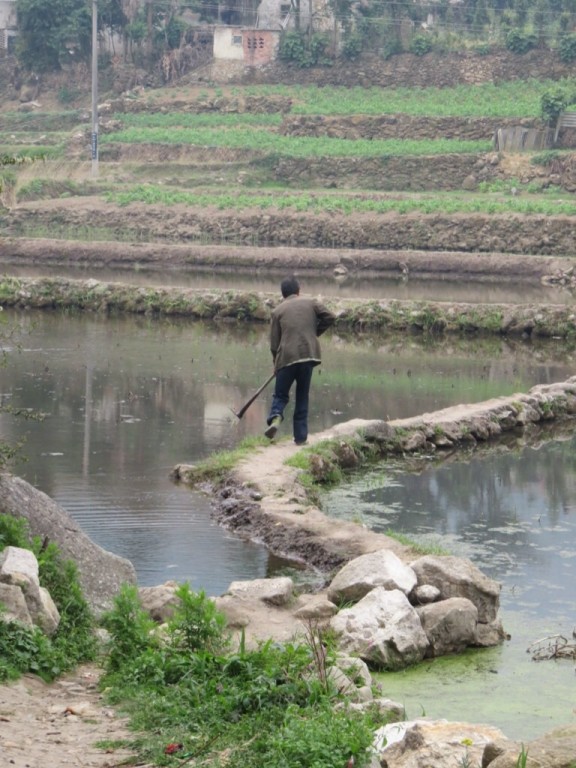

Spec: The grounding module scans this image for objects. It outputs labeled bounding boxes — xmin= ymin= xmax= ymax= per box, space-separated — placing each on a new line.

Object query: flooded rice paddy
xmin=1 ymin=300 xmax=576 ymax=740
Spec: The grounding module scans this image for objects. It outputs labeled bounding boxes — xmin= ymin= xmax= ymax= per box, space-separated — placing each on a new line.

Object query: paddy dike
xmin=4 ymin=196 xmax=576 ymax=263
xmin=2 ymin=274 xmax=576 ymax=339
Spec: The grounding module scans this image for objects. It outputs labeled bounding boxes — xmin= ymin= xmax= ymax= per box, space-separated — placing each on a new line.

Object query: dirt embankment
xmin=4 ymin=198 xmax=576 ymax=259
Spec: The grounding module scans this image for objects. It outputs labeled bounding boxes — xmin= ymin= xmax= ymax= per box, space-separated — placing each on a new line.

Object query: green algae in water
xmin=376 ymin=610 xmax=575 ymax=741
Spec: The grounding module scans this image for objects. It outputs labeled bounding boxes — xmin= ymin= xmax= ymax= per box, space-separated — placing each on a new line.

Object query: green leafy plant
xmin=558 ymin=34 xmax=576 ymax=63
xmin=409 ymin=35 xmax=433 ymax=56
xmin=516 ymin=744 xmax=529 ymax=768
xmin=99 ymin=583 xmax=380 ymax=768
xmin=100 ymin=583 xmax=158 ymax=675
xmin=531 ymin=149 xmax=563 ymax=166
xmin=541 ymin=89 xmax=569 ymax=124
xmin=505 ymin=30 xmax=537 ymax=55
xmin=166 ymin=583 xmax=228 ymax=655
xmin=341 ymin=34 xmax=362 ymax=60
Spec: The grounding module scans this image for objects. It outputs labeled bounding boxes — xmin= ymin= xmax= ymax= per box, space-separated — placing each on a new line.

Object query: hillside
xmin=2 ymin=50 xmax=576 ymax=285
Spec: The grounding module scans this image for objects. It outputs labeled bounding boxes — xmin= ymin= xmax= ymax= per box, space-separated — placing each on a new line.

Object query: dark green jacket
xmin=270 ymin=295 xmax=335 ymax=371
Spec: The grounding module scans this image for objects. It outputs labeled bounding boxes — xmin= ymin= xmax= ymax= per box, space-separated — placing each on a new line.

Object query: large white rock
xmin=0 ymin=582 xmax=33 ymax=627
xmin=327 ymin=549 xmax=418 ymax=604
xmin=329 ymin=587 xmax=429 ymax=669
xmin=226 ymin=576 xmax=294 ymax=606
xmin=0 ymin=546 xmax=60 ymax=635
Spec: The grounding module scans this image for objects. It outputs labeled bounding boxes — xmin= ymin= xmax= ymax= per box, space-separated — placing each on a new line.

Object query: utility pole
xmin=91 ymin=0 xmax=99 ymax=178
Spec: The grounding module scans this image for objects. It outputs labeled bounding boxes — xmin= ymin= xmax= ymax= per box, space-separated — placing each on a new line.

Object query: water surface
xmin=2 ymin=307 xmax=576 ymax=739
xmin=323 ymin=439 xmax=576 ymax=739
xmin=2 ymin=263 xmax=574 ymax=304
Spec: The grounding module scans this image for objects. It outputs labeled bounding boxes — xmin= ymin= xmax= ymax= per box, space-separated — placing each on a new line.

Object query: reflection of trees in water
xmin=364 ymin=439 xmax=576 ymax=573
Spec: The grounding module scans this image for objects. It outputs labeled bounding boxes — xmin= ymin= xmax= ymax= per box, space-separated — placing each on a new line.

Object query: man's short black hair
xmin=281 ymin=275 xmax=300 ymax=298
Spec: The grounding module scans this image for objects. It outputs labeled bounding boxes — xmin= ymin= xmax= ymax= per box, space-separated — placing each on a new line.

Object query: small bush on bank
xmin=558 ymin=33 xmax=576 ymax=63
xmin=409 ymin=35 xmax=433 ymax=56
xmin=540 ymin=88 xmax=570 ymax=123
xmin=505 ymin=29 xmax=538 ymax=54
xmin=279 ymin=31 xmax=332 ymax=68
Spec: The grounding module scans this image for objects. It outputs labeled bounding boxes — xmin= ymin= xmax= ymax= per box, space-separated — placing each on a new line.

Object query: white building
xmin=0 ymin=0 xmax=17 ymax=53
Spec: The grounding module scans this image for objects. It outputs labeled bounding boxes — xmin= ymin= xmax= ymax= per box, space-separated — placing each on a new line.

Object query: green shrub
xmin=99 ymin=583 xmax=382 ymax=768
xmin=531 ymin=149 xmax=563 ymax=165
xmin=558 ymin=34 xmax=576 ymax=63
xmin=166 ymin=583 xmax=228 ymax=654
xmin=505 ymin=29 xmax=537 ymax=54
xmin=409 ymin=34 xmax=433 ymax=56
xmin=473 ymin=42 xmax=492 ymax=55
xmin=57 ymin=85 xmax=80 ymax=105
xmin=342 ymin=34 xmax=362 ymax=60
xmin=541 ymin=89 xmax=568 ymax=123
xmin=0 ymin=618 xmax=57 ymax=681
xmin=100 ymin=583 xmax=158 ymax=675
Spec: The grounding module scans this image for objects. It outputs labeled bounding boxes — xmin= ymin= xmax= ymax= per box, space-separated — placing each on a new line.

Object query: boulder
xmin=330 ymin=587 xmax=429 ymax=669
xmin=293 ymin=593 xmax=339 ymax=620
xmin=375 ymin=719 xmax=508 ymax=768
xmin=410 ymin=555 xmax=501 ymax=623
xmin=485 ymin=723 xmax=576 ymax=767
xmin=0 ymin=472 xmax=137 ymax=616
xmin=138 ymin=581 xmax=180 ymax=623
xmin=416 ymin=597 xmax=478 ymax=657
xmin=0 ymin=581 xmax=33 ymax=626
xmin=327 ymin=549 xmax=418 ymax=604
xmin=225 ymin=576 xmax=294 ymax=606
xmin=0 ymin=546 xmax=60 ymax=634
xmin=328 ymin=654 xmax=373 ymax=702
xmin=411 ymin=584 xmax=441 ymax=604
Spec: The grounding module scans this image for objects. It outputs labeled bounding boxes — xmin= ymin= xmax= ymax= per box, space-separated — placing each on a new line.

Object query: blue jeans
xmin=267 ymin=361 xmax=316 ymax=444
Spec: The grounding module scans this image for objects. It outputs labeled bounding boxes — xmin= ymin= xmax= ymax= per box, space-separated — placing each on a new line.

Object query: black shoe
xmin=294 ymin=440 xmax=308 ymax=446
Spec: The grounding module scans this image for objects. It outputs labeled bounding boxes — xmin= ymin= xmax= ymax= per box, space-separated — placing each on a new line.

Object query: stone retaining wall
xmin=208 ymin=49 xmax=574 ymax=89
xmin=6 ymin=203 xmax=576 ymax=255
xmin=2 ymin=276 xmax=576 ymax=338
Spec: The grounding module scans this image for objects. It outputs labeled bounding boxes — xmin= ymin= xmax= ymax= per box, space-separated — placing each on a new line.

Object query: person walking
xmin=265 ymin=276 xmax=335 ymax=446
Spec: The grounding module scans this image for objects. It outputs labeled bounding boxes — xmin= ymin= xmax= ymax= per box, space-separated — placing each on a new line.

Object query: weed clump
xmin=100 ymin=584 xmax=384 ymax=767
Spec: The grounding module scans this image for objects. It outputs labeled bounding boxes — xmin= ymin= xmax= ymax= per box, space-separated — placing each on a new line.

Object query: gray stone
xmin=328 ymin=549 xmax=418 ymax=603
xmin=0 ymin=546 xmax=60 ymax=635
xmin=138 ymin=581 xmax=180 ymax=623
xmin=330 ymin=587 xmax=430 ymax=669
xmin=485 ymin=723 xmax=576 ymax=767
xmin=0 ymin=582 xmax=33 ymax=627
xmin=0 ymin=472 xmax=137 ymax=616
xmin=293 ymin=593 xmax=339 ymax=620
xmin=375 ymin=719 xmax=507 ymax=768
xmin=416 ymin=597 xmax=478 ymax=657
xmin=411 ymin=584 xmax=441 ymax=605
xmin=410 ymin=555 xmax=501 ymax=623
xmin=226 ymin=576 xmax=294 ymax=606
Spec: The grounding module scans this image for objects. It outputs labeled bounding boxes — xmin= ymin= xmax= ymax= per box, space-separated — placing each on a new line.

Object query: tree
xmin=16 ymin=0 xmax=92 ymax=71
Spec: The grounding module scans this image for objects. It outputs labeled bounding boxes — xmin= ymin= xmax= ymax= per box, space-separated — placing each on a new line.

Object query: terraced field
xmin=2 ymin=77 xmax=576 ymax=285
